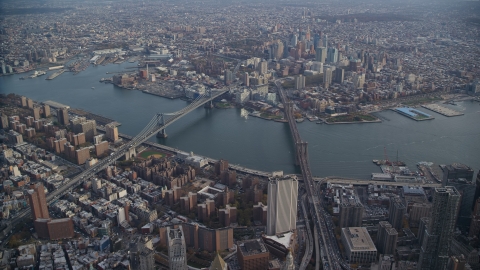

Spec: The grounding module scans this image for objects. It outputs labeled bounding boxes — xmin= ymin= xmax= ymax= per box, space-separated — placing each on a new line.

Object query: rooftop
xmin=342 ymin=227 xmax=377 ymax=252
xmin=238 ymin=239 xmax=268 ymax=256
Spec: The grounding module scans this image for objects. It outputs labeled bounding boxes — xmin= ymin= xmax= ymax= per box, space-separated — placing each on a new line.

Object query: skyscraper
xmin=323 ymin=68 xmax=332 ymax=88
xmin=323 ymin=34 xmax=328 ymax=47
xmin=27 ymin=183 xmax=50 ymax=220
xmin=291 ymin=34 xmax=298 ymax=47
xmin=168 ymin=226 xmax=188 ymax=270
xmin=327 ymin=48 xmax=338 ymax=63
xmin=243 ymin=72 xmax=249 ymax=87
xmin=443 ymin=163 xmax=475 ymax=231
xmin=418 ymin=187 xmax=461 ymax=270
xmin=295 ymin=75 xmax=305 ymax=90
xmin=315 ymin=47 xmax=327 ymax=63
xmin=266 ymin=175 xmax=298 ymax=235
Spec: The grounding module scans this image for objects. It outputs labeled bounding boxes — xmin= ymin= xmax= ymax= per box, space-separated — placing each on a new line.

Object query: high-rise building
xmin=327 ymin=47 xmax=338 ymax=63
xmin=58 ymin=107 xmax=69 ymax=126
xmin=33 ymin=106 xmax=41 ymax=120
xmin=139 ymin=250 xmax=155 ymax=270
xmin=473 ymin=172 xmax=480 ymax=209
xmin=469 ymin=198 xmax=480 ymax=238
xmin=294 ymin=75 xmax=305 ymax=90
xmin=70 ymin=117 xmax=97 ymax=141
xmin=224 ymin=70 xmax=233 ymax=85
xmin=376 ymin=221 xmax=398 ymax=255
xmin=443 ymin=163 xmax=474 ymax=186
xmin=443 ymin=163 xmax=475 ymax=231
xmin=313 ymin=33 xmax=321 ymax=49
xmin=291 ymin=34 xmax=298 ymax=47
xmin=215 ymin=159 xmax=229 ymax=175
xmin=105 ymin=123 xmax=119 ymax=142
xmin=243 ymin=72 xmax=250 ymax=87
xmin=168 ymin=226 xmax=188 ymax=270
xmin=418 ymin=187 xmax=461 ymax=270
xmin=237 ymin=238 xmax=270 ymax=270
xmin=323 ymin=68 xmax=333 ymax=88
xmin=388 ymin=197 xmax=406 ymax=231
xmin=266 ymin=175 xmax=298 ymax=236
xmin=334 ymin=68 xmax=344 ymax=83
xmin=47 ymin=218 xmax=74 ymax=240
xmin=339 ymin=201 xmax=363 ymax=228
xmin=323 ymin=35 xmax=328 ymax=47
xmin=27 ymin=183 xmax=50 ymax=220
xmin=0 ymin=113 xmax=8 ymax=129
xmin=43 ymin=104 xmax=51 ymax=117
xmin=315 ymin=47 xmax=327 ymax=63
xmin=258 ymin=60 xmax=268 ymax=75
xmin=409 ymin=203 xmax=432 ymax=227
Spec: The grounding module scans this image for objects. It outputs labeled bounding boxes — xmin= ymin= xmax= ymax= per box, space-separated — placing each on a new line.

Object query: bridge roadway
xmin=276 ymin=79 xmax=346 ymax=270
xmin=300 ymin=194 xmax=314 ymax=270
xmin=1 ymin=89 xmax=228 ymax=237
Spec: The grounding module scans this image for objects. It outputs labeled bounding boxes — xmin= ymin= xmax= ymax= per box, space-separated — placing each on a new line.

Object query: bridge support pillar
xmin=204 ymin=100 xmax=214 ymax=109
xmin=156 ymin=129 xmax=167 ymax=138
xmin=124 ymin=147 xmax=136 ymax=161
xmin=156 ymin=114 xmax=168 ymax=138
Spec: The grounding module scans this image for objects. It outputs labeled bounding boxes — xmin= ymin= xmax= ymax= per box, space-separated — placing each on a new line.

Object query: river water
xmin=1 ymin=62 xmax=479 ymax=178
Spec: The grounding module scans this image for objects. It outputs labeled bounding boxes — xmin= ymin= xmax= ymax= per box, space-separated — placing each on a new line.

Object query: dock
xmin=393 ymin=107 xmax=434 ymax=121
xmin=421 ymin=104 xmax=464 ymax=117
xmin=46 ymin=69 xmax=65 ymax=80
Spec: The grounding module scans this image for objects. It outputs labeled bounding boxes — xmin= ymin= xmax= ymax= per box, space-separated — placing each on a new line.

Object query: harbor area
xmin=393 ymin=107 xmax=434 ymax=121
xmin=421 ymin=104 xmax=464 ymax=117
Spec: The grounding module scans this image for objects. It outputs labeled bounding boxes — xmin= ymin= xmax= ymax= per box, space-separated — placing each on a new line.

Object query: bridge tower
xmin=156 ymin=114 xmax=168 ymax=138
xmin=204 ymin=88 xmax=214 ymax=108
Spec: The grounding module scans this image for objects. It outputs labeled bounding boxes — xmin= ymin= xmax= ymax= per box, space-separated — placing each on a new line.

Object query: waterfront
xmin=1 ymin=63 xmax=479 ymax=178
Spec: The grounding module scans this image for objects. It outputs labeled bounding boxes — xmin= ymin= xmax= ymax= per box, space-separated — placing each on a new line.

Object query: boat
xmin=296 ymin=118 xmax=305 ymax=123
xmin=92 ymin=87 xmax=95 ymax=89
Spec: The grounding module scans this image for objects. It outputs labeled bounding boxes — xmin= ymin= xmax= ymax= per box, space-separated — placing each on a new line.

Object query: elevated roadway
xmin=300 ymin=194 xmax=314 ymax=270
xmin=276 ymin=79 xmax=346 ymax=270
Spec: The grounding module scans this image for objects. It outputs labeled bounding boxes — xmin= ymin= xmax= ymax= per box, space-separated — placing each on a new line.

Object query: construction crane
xmin=384 ymin=146 xmax=390 ymax=165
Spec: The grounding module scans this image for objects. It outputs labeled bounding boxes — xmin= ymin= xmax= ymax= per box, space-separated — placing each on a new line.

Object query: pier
xmin=421 ymin=104 xmax=464 ymax=117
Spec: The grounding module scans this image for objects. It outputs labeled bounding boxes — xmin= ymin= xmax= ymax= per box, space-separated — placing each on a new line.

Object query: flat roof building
xmin=341 ymin=227 xmax=377 ymax=264
xmin=237 ymin=238 xmax=270 ymax=270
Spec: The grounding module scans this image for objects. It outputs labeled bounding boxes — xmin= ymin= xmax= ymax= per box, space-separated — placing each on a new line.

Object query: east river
xmin=1 ymin=62 xmax=479 ymax=178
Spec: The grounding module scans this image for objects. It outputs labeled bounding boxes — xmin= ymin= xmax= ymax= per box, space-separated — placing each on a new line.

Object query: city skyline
xmin=0 ymin=0 xmax=479 ymax=269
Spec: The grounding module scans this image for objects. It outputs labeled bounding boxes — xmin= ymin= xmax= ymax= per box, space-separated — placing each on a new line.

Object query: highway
xmin=1 ymin=89 xmax=228 ymax=237
xmin=300 ymin=194 xmax=314 ymax=270
xmin=276 ymin=79 xmax=348 ymax=270
xmin=313 ymin=177 xmax=442 ymax=188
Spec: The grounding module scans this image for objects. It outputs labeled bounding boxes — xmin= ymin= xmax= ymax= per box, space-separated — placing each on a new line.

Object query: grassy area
xmin=215 ymin=102 xmax=233 ymax=109
xmin=414 ymin=114 xmax=430 ymax=120
xmin=326 ymin=114 xmax=378 ymax=123
xmin=139 ymin=149 xmax=165 ymax=159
